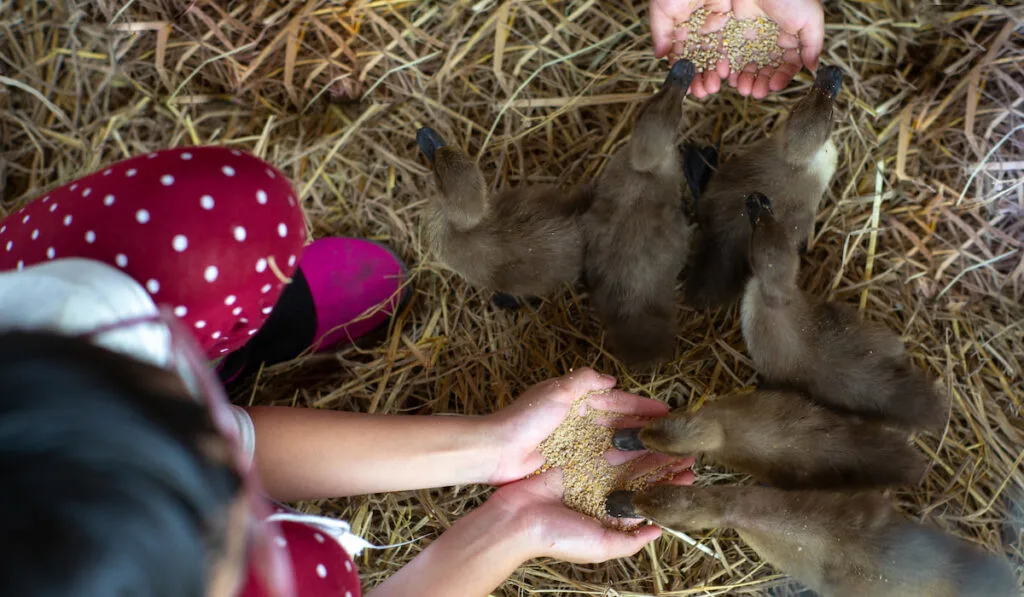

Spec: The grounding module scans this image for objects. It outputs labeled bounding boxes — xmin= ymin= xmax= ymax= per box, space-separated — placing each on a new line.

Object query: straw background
xmin=1 ymin=1 xmax=1021 ymax=595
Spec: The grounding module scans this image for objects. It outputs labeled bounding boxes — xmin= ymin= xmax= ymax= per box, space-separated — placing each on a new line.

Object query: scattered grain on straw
xmin=1 ymin=1 xmax=1021 ymax=595
xmin=672 ymin=8 xmax=784 ymax=73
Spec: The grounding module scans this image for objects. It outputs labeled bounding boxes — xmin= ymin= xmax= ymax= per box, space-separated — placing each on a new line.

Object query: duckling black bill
xmin=665 ymin=59 xmax=697 ymax=91
xmin=611 ymin=427 xmax=646 ymax=451
xmin=605 ymin=490 xmax=640 ymax=519
xmin=416 ymin=127 xmax=446 ymax=164
xmin=813 ymin=66 xmax=843 ymax=99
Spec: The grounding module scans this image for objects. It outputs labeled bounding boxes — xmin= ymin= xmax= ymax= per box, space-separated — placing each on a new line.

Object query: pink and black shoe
xmin=219 ymin=238 xmax=411 ymax=383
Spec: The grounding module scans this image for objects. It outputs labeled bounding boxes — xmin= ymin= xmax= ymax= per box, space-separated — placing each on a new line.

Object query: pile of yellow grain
xmin=536 ymin=390 xmax=675 ymax=528
xmin=672 ymin=8 xmax=784 ymax=73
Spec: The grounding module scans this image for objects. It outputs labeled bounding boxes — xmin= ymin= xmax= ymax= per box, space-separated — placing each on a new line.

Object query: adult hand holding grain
xmin=649 ymin=0 xmax=825 ymax=98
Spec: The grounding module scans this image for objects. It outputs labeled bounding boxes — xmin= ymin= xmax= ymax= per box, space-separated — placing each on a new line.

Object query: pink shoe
xmin=301 ymin=237 xmax=410 ymax=350
xmin=218 ymin=238 xmax=410 ymax=383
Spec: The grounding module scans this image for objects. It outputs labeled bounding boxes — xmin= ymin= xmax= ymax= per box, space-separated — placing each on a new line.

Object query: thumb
xmin=649 ymin=3 xmax=686 ymax=58
xmin=552 ymin=367 xmax=617 ymax=404
xmin=600 ymin=524 xmax=662 ymax=560
xmin=798 ymin=11 xmax=825 ymax=71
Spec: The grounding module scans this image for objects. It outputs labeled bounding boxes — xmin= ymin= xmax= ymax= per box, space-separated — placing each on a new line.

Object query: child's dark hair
xmin=0 ymin=330 xmax=243 ymax=597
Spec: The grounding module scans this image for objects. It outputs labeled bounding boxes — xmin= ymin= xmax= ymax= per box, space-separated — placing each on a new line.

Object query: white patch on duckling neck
xmin=809 ymin=139 xmax=838 ymax=190
xmin=740 ymin=282 xmax=759 ymax=353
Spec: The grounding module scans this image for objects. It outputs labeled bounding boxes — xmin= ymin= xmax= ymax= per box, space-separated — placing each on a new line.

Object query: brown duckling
xmin=741 ymin=192 xmax=947 ymax=431
xmin=610 ymin=388 xmax=925 ymax=490
xmin=582 ymin=59 xmax=698 ymax=367
xmin=684 ymin=66 xmax=843 ymax=309
xmin=416 ymin=127 xmax=592 ymax=308
xmin=606 ymin=486 xmax=1020 ymax=597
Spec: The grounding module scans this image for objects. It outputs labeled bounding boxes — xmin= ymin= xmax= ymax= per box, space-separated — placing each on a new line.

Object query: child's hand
xmin=649 ymin=0 xmax=825 ymax=98
xmin=489 ymin=464 xmax=695 ymax=563
xmin=484 ymin=367 xmax=670 ymax=486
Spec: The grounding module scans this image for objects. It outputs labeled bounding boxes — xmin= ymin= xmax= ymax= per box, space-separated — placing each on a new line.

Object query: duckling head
xmin=746 ymin=192 xmax=799 ymax=288
xmin=629 ymin=59 xmax=696 ymax=173
xmin=610 ymin=485 xmax=722 ymax=531
xmin=639 ymin=415 xmax=726 ymax=457
xmin=417 ymin=127 xmax=488 ymax=229
xmin=778 ymin=65 xmax=844 ymax=166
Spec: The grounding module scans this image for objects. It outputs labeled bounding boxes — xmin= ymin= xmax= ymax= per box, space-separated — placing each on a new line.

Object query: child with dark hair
xmin=0 ymin=147 xmax=695 ymax=596
xmin=0 ymin=326 xmax=693 ymax=597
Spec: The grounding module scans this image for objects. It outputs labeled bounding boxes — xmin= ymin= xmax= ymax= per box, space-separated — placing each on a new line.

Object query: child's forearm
xmin=246 ymin=406 xmax=500 ymax=501
xmin=366 ymin=497 xmax=533 ymax=597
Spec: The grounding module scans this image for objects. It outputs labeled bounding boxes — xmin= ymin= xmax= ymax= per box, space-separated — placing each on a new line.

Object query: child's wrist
xmin=473 ymin=492 xmax=545 ymax=562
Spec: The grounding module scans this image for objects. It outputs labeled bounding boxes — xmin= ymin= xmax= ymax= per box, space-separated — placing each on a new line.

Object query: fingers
xmin=523 ymin=467 xmax=567 ymax=500
xmin=751 ymin=67 xmax=772 ymax=99
xmin=604 ymin=448 xmax=650 ymax=467
xmin=769 ymin=54 xmax=801 ymax=91
xmin=736 ymin=67 xmax=757 ymax=96
xmin=548 ymin=367 xmax=617 ymax=405
xmin=663 ymin=468 xmax=696 ymax=486
xmin=650 ymin=3 xmax=687 ymax=59
xmin=586 ymin=389 xmax=670 ymax=417
xmin=627 ymin=454 xmax=696 ymax=480
xmin=798 ymin=9 xmax=825 ymax=72
xmin=600 ymin=523 xmax=662 ymax=557
xmin=689 ymin=74 xmax=708 ymax=99
xmin=702 ymin=69 xmax=722 ymax=94
xmin=716 ymin=56 xmax=731 ymax=80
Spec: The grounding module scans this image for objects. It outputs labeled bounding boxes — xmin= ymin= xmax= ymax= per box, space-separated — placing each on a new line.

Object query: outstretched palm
xmin=649 ymin=0 xmax=824 ymax=98
xmin=486 ymin=368 xmax=672 ymax=485
xmin=490 ymin=466 xmax=694 ymax=563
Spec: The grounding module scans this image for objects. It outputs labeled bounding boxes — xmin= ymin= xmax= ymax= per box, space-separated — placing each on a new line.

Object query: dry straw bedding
xmin=1 ymin=1 xmax=1022 ymax=595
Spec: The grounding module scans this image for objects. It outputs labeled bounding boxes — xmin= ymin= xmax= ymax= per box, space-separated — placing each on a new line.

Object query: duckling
xmin=416 ymin=128 xmax=593 ymax=307
xmin=582 ymin=59 xmax=698 ymax=367
xmin=684 ymin=66 xmax=843 ymax=309
xmin=606 ymin=486 xmax=1020 ymax=597
xmin=610 ymin=389 xmax=924 ymax=490
xmin=741 ymin=192 xmax=948 ymax=431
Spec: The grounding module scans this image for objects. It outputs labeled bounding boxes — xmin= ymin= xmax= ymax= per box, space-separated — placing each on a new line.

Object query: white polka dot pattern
xmin=0 ymin=146 xmax=306 ymax=360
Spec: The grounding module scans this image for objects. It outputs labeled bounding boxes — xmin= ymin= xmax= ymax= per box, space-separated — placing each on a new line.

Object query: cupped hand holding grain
xmin=649 ymin=0 xmax=825 ymax=98
xmin=487 ymin=467 xmax=692 ymax=563
xmin=484 ymin=367 xmax=672 ymax=485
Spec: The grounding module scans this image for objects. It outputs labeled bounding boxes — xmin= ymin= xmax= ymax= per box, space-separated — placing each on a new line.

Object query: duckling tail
xmin=682 ymin=143 xmax=719 ymax=210
xmin=606 ymin=309 xmax=676 ymax=369
xmin=684 ymin=227 xmax=751 ymax=309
